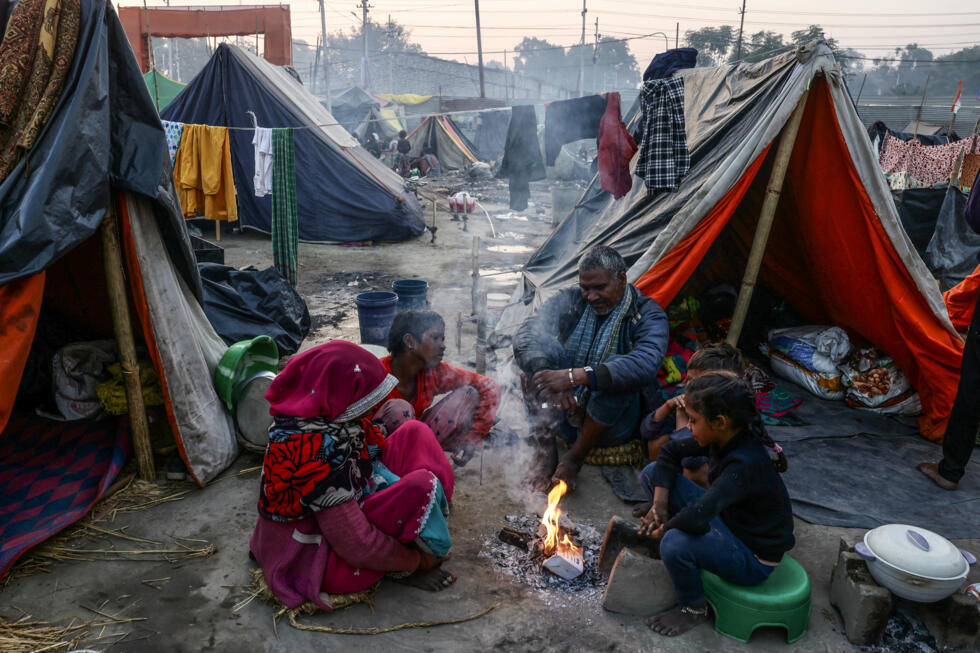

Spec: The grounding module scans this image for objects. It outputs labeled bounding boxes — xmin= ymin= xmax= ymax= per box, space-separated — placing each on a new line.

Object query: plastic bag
xmin=769 ymin=351 xmax=847 ymax=401
xmin=839 ymin=346 xmax=922 ymax=415
xmin=768 ymin=326 xmax=851 ymax=374
xmin=50 ymin=340 xmax=117 ymax=420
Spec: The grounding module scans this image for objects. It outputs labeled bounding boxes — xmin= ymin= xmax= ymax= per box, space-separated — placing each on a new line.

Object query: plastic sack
xmin=769 ymin=351 xmax=847 ymax=401
xmin=51 ymin=340 xmax=116 ymax=420
xmin=449 ymin=191 xmax=476 ymax=213
xmin=768 ymin=326 xmax=851 ymax=374
xmin=839 ymin=346 xmax=922 ymax=415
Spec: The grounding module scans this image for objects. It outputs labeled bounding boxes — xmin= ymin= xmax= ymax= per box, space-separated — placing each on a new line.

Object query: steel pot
xmin=855 ymin=524 xmax=976 ymax=602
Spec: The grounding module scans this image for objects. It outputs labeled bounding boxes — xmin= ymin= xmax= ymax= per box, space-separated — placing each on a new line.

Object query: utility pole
xmin=592 ymin=18 xmax=599 ymax=93
xmin=474 ymin=0 xmax=486 ymax=98
xmin=675 ymin=22 xmax=679 ymax=49
xmin=578 ymin=0 xmax=587 ymax=97
xmin=318 ymin=0 xmax=331 ymax=111
xmin=359 ymin=1 xmax=371 ymax=88
xmin=735 ymin=0 xmax=747 ymax=63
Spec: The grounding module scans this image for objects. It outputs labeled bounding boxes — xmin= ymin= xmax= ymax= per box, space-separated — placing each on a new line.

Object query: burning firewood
xmin=537 ymin=480 xmax=585 ymax=580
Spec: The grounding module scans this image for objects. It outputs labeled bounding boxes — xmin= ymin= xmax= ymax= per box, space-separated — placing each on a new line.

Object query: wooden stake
xmin=100 ymin=206 xmax=156 ymax=481
xmin=726 ymin=89 xmax=810 ymax=348
xmin=471 ymin=235 xmax=480 ymax=316
xmin=215 ymin=219 xmax=221 ymax=242
xmin=476 ymin=290 xmax=487 ymax=375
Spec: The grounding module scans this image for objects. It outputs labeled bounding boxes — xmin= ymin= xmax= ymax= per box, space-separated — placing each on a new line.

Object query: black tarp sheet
xmin=782 ymin=433 xmax=980 ymax=538
xmin=892 ymin=188 xmax=945 ymax=256
xmin=199 ymin=264 xmax=310 ymax=355
xmin=0 ymin=0 xmax=200 ymax=296
xmin=162 ymin=45 xmax=425 ymax=243
xmin=924 ymin=186 xmax=980 ymax=289
xmin=474 ymin=109 xmax=510 ymax=160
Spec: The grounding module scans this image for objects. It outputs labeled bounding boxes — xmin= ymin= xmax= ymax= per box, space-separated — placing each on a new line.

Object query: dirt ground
xmin=2 ymin=176 xmax=978 ymax=652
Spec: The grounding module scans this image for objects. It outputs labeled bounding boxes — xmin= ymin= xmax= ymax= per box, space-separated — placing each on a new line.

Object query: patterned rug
xmin=0 ymin=415 xmax=129 ymax=580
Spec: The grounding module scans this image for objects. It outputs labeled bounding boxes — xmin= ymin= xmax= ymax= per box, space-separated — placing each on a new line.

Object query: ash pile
xmin=480 ymin=513 xmax=605 ymax=598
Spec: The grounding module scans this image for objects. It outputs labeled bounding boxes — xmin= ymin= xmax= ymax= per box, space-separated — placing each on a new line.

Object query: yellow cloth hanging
xmin=173 ymin=123 xmax=238 ymax=221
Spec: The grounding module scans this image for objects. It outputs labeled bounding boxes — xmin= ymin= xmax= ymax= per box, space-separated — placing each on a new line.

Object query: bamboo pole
xmin=100 ymin=206 xmax=156 ymax=481
xmin=726 ymin=89 xmax=810 ymax=348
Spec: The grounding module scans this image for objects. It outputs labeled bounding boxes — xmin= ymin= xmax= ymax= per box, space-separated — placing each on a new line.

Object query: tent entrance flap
xmin=637 ymin=78 xmax=963 ymax=440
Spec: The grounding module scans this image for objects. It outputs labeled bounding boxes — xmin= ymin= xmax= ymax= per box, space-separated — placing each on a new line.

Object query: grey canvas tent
xmin=407 ymin=115 xmax=482 ymax=170
xmin=500 ymin=43 xmax=963 ymax=440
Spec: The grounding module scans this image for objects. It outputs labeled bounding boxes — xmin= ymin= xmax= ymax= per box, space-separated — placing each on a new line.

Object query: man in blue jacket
xmin=514 ymin=246 xmax=669 ymax=491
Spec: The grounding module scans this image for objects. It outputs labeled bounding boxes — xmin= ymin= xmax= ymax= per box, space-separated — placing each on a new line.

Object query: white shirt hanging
xmin=253 ymin=127 xmax=274 ymax=197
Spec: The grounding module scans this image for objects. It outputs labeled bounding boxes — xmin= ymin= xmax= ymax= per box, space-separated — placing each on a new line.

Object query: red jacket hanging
xmin=597 ymin=92 xmax=638 ymax=199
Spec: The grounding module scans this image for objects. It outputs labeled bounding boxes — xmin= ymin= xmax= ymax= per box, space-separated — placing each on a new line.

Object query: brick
xmin=829 ymin=550 xmax=892 ymax=645
xmin=919 ymin=591 xmax=980 ymax=650
xmin=602 ymin=548 xmax=676 ymax=616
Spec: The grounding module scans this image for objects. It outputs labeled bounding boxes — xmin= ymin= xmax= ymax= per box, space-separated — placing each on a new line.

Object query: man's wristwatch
xmin=583 ymin=366 xmax=597 ymax=390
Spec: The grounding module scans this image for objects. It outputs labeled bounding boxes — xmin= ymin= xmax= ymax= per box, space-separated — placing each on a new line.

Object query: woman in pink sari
xmin=250 ymin=341 xmax=455 ymax=611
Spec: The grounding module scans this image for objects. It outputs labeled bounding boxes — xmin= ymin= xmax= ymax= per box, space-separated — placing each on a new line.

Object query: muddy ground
xmin=2 ymin=176 xmax=978 ymax=652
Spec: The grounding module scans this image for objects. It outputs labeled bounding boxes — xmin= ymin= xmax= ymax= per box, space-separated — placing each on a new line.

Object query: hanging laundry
xmin=543 ymin=94 xmax=607 ymax=166
xmin=958 ymin=153 xmax=980 ymax=194
xmin=499 ymin=105 xmax=545 ymax=212
xmin=252 ymin=126 xmax=273 ymax=197
xmin=173 ymin=123 xmax=238 ymax=221
xmin=162 ymin=120 xmax=184 ymax=165
xmin=0 ymin=0 xmax=81 ymax=183
xmin=271 ymin=128 xmax=298 ymax=286
xmin=596 ymin=92 xmax=637 ymax=199
xmin=643 ymin=47 xmax=697 ymax=81
xmin=878 ymin=133 xmax=980 ymax=190
xmin=636 ymin=76 xmax=689 ymax=191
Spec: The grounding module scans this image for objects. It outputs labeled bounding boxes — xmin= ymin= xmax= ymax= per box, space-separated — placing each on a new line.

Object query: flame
xmin=540 ymin=481 xmax=583 ymax=557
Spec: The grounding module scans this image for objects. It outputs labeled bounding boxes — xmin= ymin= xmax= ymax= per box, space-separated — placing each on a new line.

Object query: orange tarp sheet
xmin=944 ymin=263 xmax=980 ymax=332
xmin=0 ymin=274 xmax=45 ymax=434
xmin=637 ymin=79 xmax=963 ymax=440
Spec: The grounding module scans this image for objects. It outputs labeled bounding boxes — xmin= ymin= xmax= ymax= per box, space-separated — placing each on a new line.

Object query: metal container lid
xmin=865 ymin=524 xmax=968 ymax=580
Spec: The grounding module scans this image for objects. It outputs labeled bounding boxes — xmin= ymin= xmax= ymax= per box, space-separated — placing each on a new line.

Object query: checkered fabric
xmin=635 ymin=76 xmax=690 ymax=191
xmin=0 ymin=416 xmax=130 ymax=580
xmin=271 ymin=128 xmax=298 ymax=287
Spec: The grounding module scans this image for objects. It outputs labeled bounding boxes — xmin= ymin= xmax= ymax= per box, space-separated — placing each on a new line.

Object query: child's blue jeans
xmin=640 ymin=466 xmax=776 ymax=607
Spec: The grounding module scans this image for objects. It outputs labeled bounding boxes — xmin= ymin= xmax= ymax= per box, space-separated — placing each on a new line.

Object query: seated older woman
xmin=250 ymin=340 xmax=455 ymax=610
xmin=373 ymin=310 xmax=500 ymax=466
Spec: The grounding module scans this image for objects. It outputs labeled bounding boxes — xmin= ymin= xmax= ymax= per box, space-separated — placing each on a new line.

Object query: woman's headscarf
xmin=259 ymin=341 xmax=398 ymax=522
xmin=265 ymin=340 xmax=397 ymax=422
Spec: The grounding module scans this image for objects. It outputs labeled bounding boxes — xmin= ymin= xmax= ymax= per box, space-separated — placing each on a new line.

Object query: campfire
xmin=497 ymin=480 xmax=585 ymax=581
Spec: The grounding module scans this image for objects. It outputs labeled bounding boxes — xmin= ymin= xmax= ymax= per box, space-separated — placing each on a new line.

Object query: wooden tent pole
xmin=100 ymin=205 xmax=156 ymax=481
xmin=726 ymin=89 xmax=810 ymax=348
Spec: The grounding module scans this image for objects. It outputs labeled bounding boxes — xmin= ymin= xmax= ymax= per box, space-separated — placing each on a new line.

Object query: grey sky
xmin=123 ymin=0 xmax=979 ymax=69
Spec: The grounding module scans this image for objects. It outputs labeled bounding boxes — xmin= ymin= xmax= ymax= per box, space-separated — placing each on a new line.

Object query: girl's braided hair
xmin=684 ymin=371 xmax=788 ymax=472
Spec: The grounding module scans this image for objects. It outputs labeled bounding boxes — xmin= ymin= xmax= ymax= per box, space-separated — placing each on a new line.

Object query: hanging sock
xmin=162 ymin=120 xmax=184 ymax=165
xmin=271 ymin=128 xmax=298 ymax=286
xmin=252 ymin=126 xmax=273 ymax=197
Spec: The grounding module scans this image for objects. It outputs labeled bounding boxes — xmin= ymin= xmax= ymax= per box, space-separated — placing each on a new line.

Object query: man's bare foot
xmin=918 ymin=462 xmax=959 ymax=491
xmin=632 ymin=500 xmax=652 ymax=518
xmin=394 ymin=567 xmax=456 ymax=592
xmin=647 ymin=604 xmax=710 ymax=637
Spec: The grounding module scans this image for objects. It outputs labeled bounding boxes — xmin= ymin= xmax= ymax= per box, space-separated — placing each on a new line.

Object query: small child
xmin=640 ymin=343 xmax=745 ymax=491
xmin=638 ymin=372 xmax=794 ymax=637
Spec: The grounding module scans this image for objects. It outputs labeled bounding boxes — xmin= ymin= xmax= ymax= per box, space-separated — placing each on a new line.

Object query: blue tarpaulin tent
xmin=162 ymin=45 xmax=425 ymax=243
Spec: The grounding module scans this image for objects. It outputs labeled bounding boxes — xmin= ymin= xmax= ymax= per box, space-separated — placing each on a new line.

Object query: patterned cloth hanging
xmin=271 ymin=128 xmax=298 ymax=286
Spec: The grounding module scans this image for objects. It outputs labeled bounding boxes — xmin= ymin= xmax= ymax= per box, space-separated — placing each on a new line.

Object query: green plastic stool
xmin=700 ymin=554 xmax=811 ymax=644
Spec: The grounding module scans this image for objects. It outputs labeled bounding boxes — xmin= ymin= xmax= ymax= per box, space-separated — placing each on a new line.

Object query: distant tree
xmin=593 ymin=37 xmax=640 ymax=88
xmin=513 ymin=37 xmax=570 ymax=83
xmin=684 ymin=25 xmax=734 ymax=66
xmin=742 ymin=31 xmax=788 ymax=63
xmin=326 ymin=18 xmax=424 ymax=88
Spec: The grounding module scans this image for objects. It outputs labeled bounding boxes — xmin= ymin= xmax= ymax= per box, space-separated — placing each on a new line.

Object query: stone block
xmin=919 ymin=591 xmax=980 ymax=650
xmin=829 ymin=550 xmax=892 ymax=645
xmin=601 ymin=548 xmax=676 ymax=616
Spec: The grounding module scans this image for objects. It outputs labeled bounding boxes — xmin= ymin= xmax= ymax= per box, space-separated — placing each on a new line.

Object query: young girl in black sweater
xmin=639 ymin=371 xmax=794 ymax=637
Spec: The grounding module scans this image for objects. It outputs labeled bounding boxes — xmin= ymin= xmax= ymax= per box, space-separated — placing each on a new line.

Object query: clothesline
xmin=179 ymin=105 xmax=523 ymax=133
